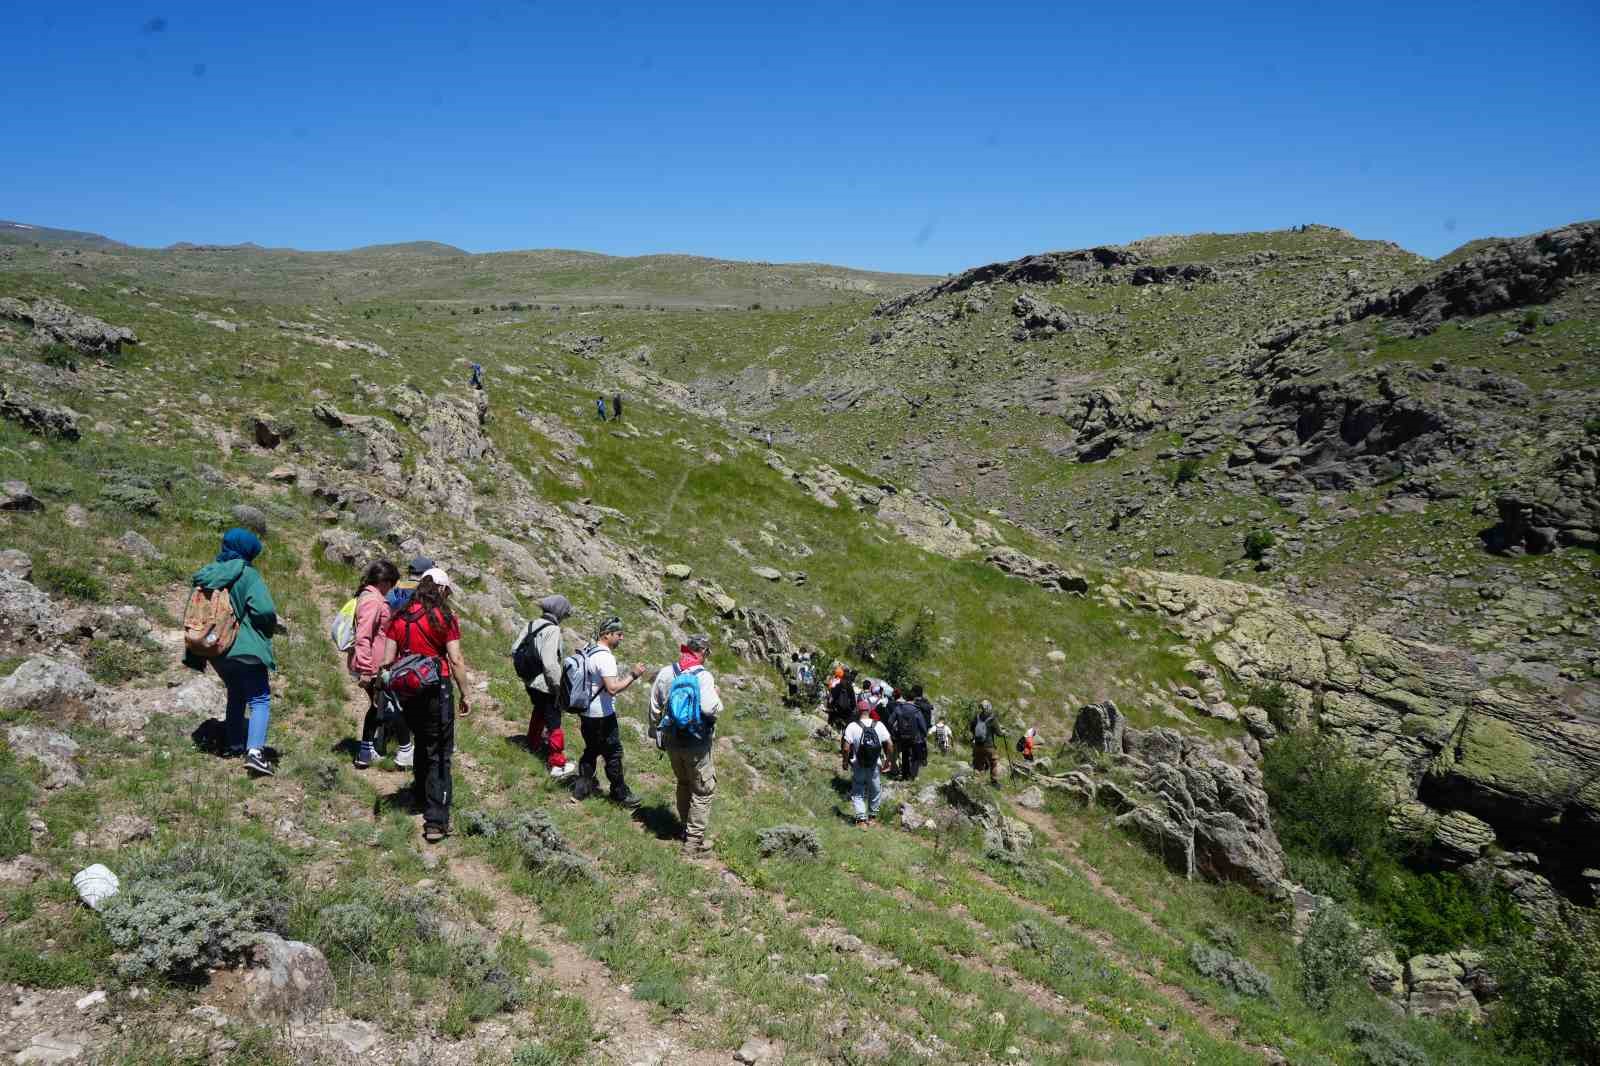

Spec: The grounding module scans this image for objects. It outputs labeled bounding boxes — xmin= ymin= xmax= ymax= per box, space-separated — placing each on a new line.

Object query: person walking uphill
xmin=184 ymin=528 xmax=278 ymax=777
xmin=576 ymin=616 xmax=648 ymax=809
xmin=349 ymin=560 xmax=414 ymax=771
xmin=972 ymin=699 xmax=1004 ymax=786
xmin=843 ymin=699 xmax=893 ymax=825
xmin=381 ymin=568 xmax=470 ymax=843
xmin=650 ymin=634 xmax=722 ymax=854
xmin=514 ymin=594 xmax=574 ymax=778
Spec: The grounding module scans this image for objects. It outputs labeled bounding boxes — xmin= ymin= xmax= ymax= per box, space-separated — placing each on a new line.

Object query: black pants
xmin=361 ymin=686 xmax=412 ymax=750
xmin=912 ymin=740 xmax=928 ymax=777
xmin=402 ymin=683 xmax=455 ymax=830
xmin=578 ymin=714 xmax=629 ymax=798
xmin=896 ymin=740 xmax=919 ymax=780
xmin=525 ymin=686 xmax=558 ymax=748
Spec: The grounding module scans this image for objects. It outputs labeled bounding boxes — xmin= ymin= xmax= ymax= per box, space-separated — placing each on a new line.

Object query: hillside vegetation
xmin=0 ymin=221 xmax=1596 ymax=1064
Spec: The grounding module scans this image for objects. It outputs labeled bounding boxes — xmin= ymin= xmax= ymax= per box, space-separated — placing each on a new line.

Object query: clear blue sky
xmin=4 ymin=1 xmax=1597 ymax=272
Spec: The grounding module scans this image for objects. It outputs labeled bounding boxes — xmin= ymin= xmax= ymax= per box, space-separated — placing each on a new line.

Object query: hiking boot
xmin=394 ymin=743 xmax=414 ymax=770
xmin=683 ymin=836 xmax=713 ymax=855
xmin=423 ymin=824 xmax=446 ymax=844
xmin=610 ymin=790 xmax=642 ymax=811
xmin=244 ymin=750 xmax=275 ymax=776
xmin=354 ymin=742 xmax=374 ymax=770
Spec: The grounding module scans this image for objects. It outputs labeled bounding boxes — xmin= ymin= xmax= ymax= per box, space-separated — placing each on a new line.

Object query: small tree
xmin=845 ymin=608 xmax=937 ymax=691
xmin=1173 ymin=458 xmax=1202 ymax=486
xmin=1243 ymin=529 xmax=1276 ymax=561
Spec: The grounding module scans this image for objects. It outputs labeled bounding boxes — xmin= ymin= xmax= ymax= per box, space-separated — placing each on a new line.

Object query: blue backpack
xmin=661 ymin=666 xmax=708 ymax=745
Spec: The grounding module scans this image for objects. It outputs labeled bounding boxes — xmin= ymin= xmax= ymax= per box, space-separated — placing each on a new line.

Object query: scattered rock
xmin=734 ymin=1036 xmax=778 ymax=1064
xmin=250 ymin=414 xmax=294 ymax=449
xmin=0 ymin=657 xmax=97 ymax=718
xmin=115 ymin=530 xmax=163 ymax=561
xmin=0 ymin=549 xmax=32 ymax=581
xmin=230 ymin=505 xmax=269 ymax=537
xmin=1 ymin=480 xmax=43 ymax=512
xmin=664 ymin=563 xmax=692 ymax=579
xmin=0 ymin=384 xmax=80 ymax=441
xmin=5 ymin=724 xmax=82 ymax=788
xmin=0 ymin=576 xmax=68 ymax=648
xmin=751 ymin=566 xmax=783 ymax=582
xmin=236 ymin=934 xmax=336 ymax=1022
xmin=0 ymin=854 xmax=52 ymax=886
xmin=13 ymin=1032 xmax=88 ymax=1064
xmin=0 ymin=295 xmax=137 ymax=353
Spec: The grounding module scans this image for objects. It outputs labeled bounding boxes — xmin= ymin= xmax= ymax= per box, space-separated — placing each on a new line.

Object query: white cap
xmin=421 ymin=566 xmax=452 ymax=590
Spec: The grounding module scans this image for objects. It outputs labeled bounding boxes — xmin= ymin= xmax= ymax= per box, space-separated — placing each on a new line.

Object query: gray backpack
xmin=559 ymin=644 xmax=599 ymax=712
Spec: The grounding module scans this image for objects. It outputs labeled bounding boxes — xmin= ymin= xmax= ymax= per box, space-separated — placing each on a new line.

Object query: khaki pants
xmin=668 ymin=747 xmax=716 ymax=843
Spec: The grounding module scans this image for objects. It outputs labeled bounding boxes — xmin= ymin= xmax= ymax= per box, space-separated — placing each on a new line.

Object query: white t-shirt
xmin=844 ymin=718 xmax=891 ymax=764
xmin=583 ymin=645 xmax=619 ymax=718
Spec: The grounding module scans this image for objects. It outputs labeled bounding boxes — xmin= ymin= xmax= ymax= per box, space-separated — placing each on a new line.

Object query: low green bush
xmin=459 ymin=808 xmax=601 ymax=885
xmin=1173 ymin=458 xmax=1202 ymax=485
xmin=1189 ymin=943 xmax=1272 ymax=998
xmin=99 ymin=482 xmax=162 ymax=516
xmin=1297 ymin=902 xmax=1366 ymax=1010
xmin=1370 ymin=868 xmax=1525 ymax=958
xmin=36 ymin=342 xmax=79 ymax=369
xmin=0 ymin=743 xmax=32 ymax=862
xmin=841 ymin=607 xmax=937 ymax=690
xmin=1490 ymin=906 xmax=1600 ymax=1065
xmin=101 ymin=881 xmax=262 ymax=978
xmin=1263 ymin=730 xmax=1392 ymax=884
xmin=1585 ymin=416 xmax=1600 ymax=439
xmin=1245 ymin=679 xmax=1295 ymax=732
xmin=1346 ymin=1019 xmax=1429 ymax=1066
xmin=130 ymin=836 xmax=294 ymax=931
xmin=1519 ymin=309 xmax=1540 ymax=333
xmin=37 ymin=563 xmax=105 ymax=602
xmin=1243 ymin=529 xmax=1276 ymax=560
xmin=86 ymin=636 xmax=162 ymax=685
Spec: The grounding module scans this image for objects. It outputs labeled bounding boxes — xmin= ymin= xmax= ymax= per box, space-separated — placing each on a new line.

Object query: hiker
xmin=574 ymin=616 xmax=648 ymax=809
xmin=649 ymin=634 xmax=722 ymax=854
xmin=886 ymin=692 xmax=924 ymax=781
xmin=1019 ymin=727 xmax=1037 ymax=762
xmin=470 ymin=363 xmax=484 ymax=390
xmin=825 ymin=666 xmax=855 ymax=730
xmin=595 ymin=395 xmax=607 ymax=420
xmin=386 ymin=556 xmax=433 ymax=614
xmin=931 ymin=719 xmax=952 ymax=753
xmin=972 ymin=699 xmax=1004 ymax=785
xmin=909 ymin=686 xmax=932 ymax=776
xmin=611 ymin=391 xmax=623 ymax=421
xmin=513 ymin=594 xmax=575 ymax=778
xmin=764 ymin=430 xmax=773 ymax=448
xmin=381 ymin=568 xmax=470 ymax=843
xmin=842 ymin=698 xmax=893 ymax=826
xmin=184 ymin=528 xmax=278 ymax=777
xmin=349 ymin=559 xmax=413 ymax=771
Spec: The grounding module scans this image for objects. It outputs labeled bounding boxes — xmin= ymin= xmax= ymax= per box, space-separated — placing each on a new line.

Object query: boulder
xmin=0 ymin=656 xmax=97 ymax=717
xmin=4 ymin=724 xmax=82 ymax=788
xmin=250 ymin=414 xmax=294 ymax=449
xmin=1432 ymin=809 xmax=1497 ymax=865
xmin=116 ymin=530 xmax=163 ymax=561
xmin=0 ymin=575 xmax=69 ymax=647
xmin=1 ymin=480 xmax=43 ymax=512
xmin=986 ymin=546 xmax=1089 ymax=594
xmin=664 ymin=563 xmax=692 ymax=579
xmin=230 ymin=505 xmax=270 ymax=537
xmin=0 ymin=296 xmax=137 ymax=353
xmin=0 ymin=549 xmax=32 ymax=581
xmin=0 ymin=384 xmax=80 ymax=441
xmin=1070 ymin=701 xmax=1125 ymax=753
xmin=237 ymin=934 xmax=335 ymax=1022
xmin=876 ymin=492 xmax=977 ymax=558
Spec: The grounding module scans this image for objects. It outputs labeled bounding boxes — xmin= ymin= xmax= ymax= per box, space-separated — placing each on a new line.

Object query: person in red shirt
xmin=381 ymin=568 xmax=470 ymax=843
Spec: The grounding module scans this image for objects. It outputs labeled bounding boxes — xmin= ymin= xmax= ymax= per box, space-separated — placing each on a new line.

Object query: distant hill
xmin=0 ymin=219 xmax=126 ymax=249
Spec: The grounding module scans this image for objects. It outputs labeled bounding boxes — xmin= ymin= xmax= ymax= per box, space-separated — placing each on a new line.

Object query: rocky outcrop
xmin=0 ymin=656 xmax=97 ymax=718
xmin=310 ymin=404 xmax=405 ymax=480
xmin=1485 ymin=443 xmax=1600 ymax=554
xmin=1119 ymin=567 xmax=1600 ymax=902
xmin=985 ymin=547 xmax=1088 ymax=593
xmin=1063 ymin=385 xmax=1165 ymax=462
xmin=876 ymin=493 xmax=978 ymax=558
xmin=0 ymin=384 xmax=81 ymax=441
xmin=1129 ymin=263 xmax=1216 ymax=286
xmin=273 ymin=319 xmax=389 ymax=359
xmin=1011 ymin=293 xmax=1093 ymax=340
xmin=5 ymin=723 xmax=82 ymax=789
xmin=1063 ymin=704 xmax=1287 ymax=893
xmin=0 ymin=296 xmax=137 ymax=354
xmin=0 ymin=575 xmax=69 ymax=649
xmin=1400 ymin=951 xmax=1492 ymax=1019
xmin=875 ymin=246 xmax=1139 ymax=316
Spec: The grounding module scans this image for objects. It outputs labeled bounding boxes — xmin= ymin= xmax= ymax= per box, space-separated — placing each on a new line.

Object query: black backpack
xmin=889 ymin=702 xmax=920 ymax=742
xmin=973 ymin=714 xmax=993 ymax=745
xmin=512 ymin=619 xmax=554 ymax=685
xmin=855 ymin=722 xmax=883 ymax=766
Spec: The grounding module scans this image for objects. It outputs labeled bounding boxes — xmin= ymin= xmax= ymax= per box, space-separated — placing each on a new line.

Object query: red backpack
xmin=385 ymin=609 xmax=445 ymax=697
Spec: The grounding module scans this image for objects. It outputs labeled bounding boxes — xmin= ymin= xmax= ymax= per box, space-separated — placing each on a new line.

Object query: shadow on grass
xmin=190 ymin=718 xmax=279 ymax=764
xmin=636 ymin=801 xmax=682 ymax=842
xmin=372 ymin=785 xmax=415 ymax=818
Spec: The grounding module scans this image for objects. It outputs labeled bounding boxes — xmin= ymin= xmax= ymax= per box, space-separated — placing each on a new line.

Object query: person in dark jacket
xmin=972 ymin=699 xmax=1004 ymax=786
xmin=826 ymin=666 xmax=856 ymax=730
xmin=910 ymin=685 xmax=934 ymax=776
xmin=886 ymin=693 xmax=924 ymax=780
xmin=611 ymin=392 xmax=623 ymax=421
xmin=185 ymin=528 xmax=278 ymax=777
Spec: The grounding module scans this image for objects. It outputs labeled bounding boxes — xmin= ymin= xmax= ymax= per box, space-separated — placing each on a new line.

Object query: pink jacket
xmin=347 ymin=587 xmax=391 ymax=677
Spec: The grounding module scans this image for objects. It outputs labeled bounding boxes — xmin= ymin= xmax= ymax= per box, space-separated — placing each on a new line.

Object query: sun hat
xmin=421 ymin=566 xmax=451 ymax=590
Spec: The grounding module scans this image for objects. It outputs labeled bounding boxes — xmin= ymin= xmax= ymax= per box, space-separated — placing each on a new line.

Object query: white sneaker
xmin=394 ymin=744 xmax=414 ymax=769
xmin=549 ymin=763 xmax=576 ymax=779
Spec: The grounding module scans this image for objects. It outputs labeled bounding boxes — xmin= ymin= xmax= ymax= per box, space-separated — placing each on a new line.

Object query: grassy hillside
xmin=0 ymin=231 xmax=1584 ymax=1064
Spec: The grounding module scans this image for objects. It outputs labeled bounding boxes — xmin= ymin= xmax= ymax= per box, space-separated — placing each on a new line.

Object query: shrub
xmin=1345 ymin=1020 xmax=1429 ymax=1066
xmin=1585 ymin=417 xmax=1600 ymax=439
xmin=1369 ymin=867 xmax=1525 ymax=958
xmin=1011 ymin=919 xmax=1047 ymax=952
xmin=459 ymin=808 xmax=601 ymax=885
xmin=315 ymin=901 xmax=385 ymax=961
xmin=130 ymin=837 xmax=294 ymax=931
xmin=1245 ymin=680 xmax=1296 ymax=733
xmin=0 ymin=743 xmax=34 ymax=861
xmin=845 ymin=608 xmax=936 ymax=690
xmin=99 ymin=482 xmax=161 ymax=516
xmin=36 ymin=342 xmax=78 ymax=370
xmin=1243 ymin=529 xmax=1276 ymax=560
xmin=757 ymin=824 xmax=820 ymax=860
xmin=101 ymin=881 xmax=262 ymax=978
xmin=512 ymin=1045 xmax=563 ymax=1066
xmin=1173 ymin=458 xmax=1202 ymax=485
xmin=1489 ymin=906 xmax=1600 ymax=1064
xmin=1297 ymin=902 xmax=1367 ymax=1009
xmin=86 ymin=636 xmax=161 ymax=685
xmin=37 ymin=563 xmax=105 ymax=602
xmin=1519 ymin=309 xmax=1540 ymax=333
xmin=1189 ymin=943 xmax=1272 ymax=998
xmin=1262 ymin=730 xmax=1393 ymax=884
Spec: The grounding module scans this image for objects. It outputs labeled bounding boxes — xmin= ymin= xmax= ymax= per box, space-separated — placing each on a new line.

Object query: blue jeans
xmin=851 ymin=762 xmax=881 ymax=822
xmin=212 ymin=658 xmax=271 ymax=753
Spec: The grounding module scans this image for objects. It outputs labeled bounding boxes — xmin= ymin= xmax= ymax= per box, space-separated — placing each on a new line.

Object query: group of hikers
xmin=596 ymin=392 xmax=623 ymax=421
xmin=181 ymin=528 xmax=1032 ymax=847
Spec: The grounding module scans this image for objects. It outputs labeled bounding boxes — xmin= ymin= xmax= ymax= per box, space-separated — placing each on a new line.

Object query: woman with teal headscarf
xmin=186 ymin=527 xmax=278 ymax=776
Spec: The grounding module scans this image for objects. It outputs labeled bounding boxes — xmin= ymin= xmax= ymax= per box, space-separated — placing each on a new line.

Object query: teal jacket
xmin=186 ymin=559 xmax=277 ymax=671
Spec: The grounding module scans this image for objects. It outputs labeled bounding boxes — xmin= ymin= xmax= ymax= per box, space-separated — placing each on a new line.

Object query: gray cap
xmin=685 ymin=633 xmax=710 ymax=652
xmin=597 ymin=615 xmax=624 ymax=637
xmin=408 ymin=556 xmax=435 ymax=576
xmin=980 ymin=699 xmax=993 ymax=712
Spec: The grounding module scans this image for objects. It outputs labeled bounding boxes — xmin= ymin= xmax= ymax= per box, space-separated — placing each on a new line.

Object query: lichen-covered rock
xmin=0 ymin=575 xmax=64 ymax=649
xmin=238 ymin=934 xmax=335 ymax=1022
xmin=987 ymin=547 xmax=1089 ymax=593
xmin=1431 ymin=809 xmax=1497 ymax=864
xmin=876 ymin=492 xmax=977 ymax=559
xmin=4 ymin=723 xmax=82 ymax=788
xmin=0 ymin=384 xmax=80 ymax=441
xmin=0 ymin=296 xmax=138 ymax=353
xmin=0 ymin=656 xmax=96 ymax=717
xmin=1070 ymin=701 xmax=1125 ymax=753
